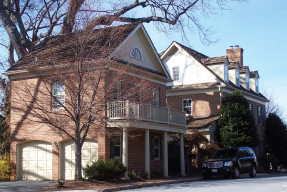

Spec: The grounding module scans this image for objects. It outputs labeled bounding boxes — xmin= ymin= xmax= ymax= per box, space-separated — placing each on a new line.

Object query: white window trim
xmin=52 ymin=81 xmax=65 ymax=110
xmin=182 ymin=98 xmax=192 ymax=116
xmin=129 ymin=46 xmax=143 ymax=61
xmin=172 ymin=66 xmax=180 ymax=81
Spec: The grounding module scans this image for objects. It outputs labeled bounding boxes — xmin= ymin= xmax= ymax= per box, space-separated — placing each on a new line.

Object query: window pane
xmin=172 ymin=66 xmax=179 ymax=81
xmin=183 ymin=99 xmax=192 ymax=115
xmin=52 ymin=82 xmax=65 ymax=109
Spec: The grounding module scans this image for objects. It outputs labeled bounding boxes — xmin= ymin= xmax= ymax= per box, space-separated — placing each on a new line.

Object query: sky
xmin=143 ymin=0 xmax=287 ymax=121
xmin=0 ymin=0 xmax=286 ymax=120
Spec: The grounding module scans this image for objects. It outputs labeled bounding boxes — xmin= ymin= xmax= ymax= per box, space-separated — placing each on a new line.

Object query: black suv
xmin=202 ymin=147 xmax=258 ymax=179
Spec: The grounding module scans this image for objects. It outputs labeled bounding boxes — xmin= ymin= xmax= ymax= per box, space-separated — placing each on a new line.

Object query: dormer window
xmin=224 ymin=64 xmax=229 ymax=82
xmin=246 ymin=73 xmax=250 ymax=90
xmin=130 ymin=47 xmax=142 ymax=61
xmin=255 ymin=78 xmax=259 ymax=93
xmin=235 ymin=69 xmax=239 ymax=86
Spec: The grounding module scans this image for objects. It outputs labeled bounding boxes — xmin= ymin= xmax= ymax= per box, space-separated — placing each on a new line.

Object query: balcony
xmin=107 ymin=101 xmax=186 ymax=128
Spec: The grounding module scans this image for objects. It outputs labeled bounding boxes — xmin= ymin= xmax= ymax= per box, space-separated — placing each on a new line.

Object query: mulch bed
xmin=39 ymin=177 xmax=186 ymax=191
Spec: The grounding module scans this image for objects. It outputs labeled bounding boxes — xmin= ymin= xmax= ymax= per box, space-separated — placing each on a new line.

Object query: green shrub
xmin=128 ymin=170 xmax=138 ymax=180
xmin=83 ymin=159 xmax=126 ymax=181
xmin=0 ymin=154 xmax=12 ymax=181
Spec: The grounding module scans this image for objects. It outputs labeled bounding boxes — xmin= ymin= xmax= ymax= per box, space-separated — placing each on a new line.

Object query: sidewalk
xmin=45 ymin=172 xmax=287 ymax=192
xmin=44 ymin=176 xmax=201 ymax=192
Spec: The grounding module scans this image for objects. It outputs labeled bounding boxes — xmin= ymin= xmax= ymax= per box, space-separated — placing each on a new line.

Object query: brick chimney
xmin=226 ymin=45 xmax=244 ymax=68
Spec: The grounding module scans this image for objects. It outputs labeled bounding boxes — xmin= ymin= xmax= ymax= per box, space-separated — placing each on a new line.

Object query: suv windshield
xmin=211 ymin=148 xmax=238 ymax=159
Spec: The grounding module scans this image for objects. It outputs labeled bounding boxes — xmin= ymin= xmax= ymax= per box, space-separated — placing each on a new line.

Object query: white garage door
xmin=20 ymin=141 xmax=52 ymax=180
xmin=62 ymin=140 xmax=98 ymax=180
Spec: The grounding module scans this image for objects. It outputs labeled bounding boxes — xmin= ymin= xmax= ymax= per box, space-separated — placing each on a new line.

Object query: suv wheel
xmin=232 ymin=167 xmax=240 ymax=179
xmin=249 ymin=166 xmax=256 ymax=177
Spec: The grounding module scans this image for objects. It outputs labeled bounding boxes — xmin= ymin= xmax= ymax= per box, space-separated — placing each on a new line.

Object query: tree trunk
xmin=74 ymin=140 xmax=82 ymax=180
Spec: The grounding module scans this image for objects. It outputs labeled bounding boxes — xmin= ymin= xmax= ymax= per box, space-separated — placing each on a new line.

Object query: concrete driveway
xmin=0 ymin=180 xmax=57 ymax=192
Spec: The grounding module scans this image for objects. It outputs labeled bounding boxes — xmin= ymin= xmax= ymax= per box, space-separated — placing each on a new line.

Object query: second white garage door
xmin=61 ymin=140 xmax=98 ymax=180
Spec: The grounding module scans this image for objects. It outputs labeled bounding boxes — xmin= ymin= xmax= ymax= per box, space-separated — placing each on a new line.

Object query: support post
xmin=180 ymin=133 xmax=186 ymax=176
xmin=163 ymin=131 xmax=169 ymax=177
xmin=122 ymin=128 xmax=128 ymax=179
xmin=145 ymin=129 xmax=150 ymax=179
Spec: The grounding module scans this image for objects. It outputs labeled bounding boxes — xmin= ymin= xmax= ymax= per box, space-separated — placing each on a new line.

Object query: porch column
xmin=180 ymin=133 xmax=186 ymax=176
xmin=145 ymin=129 xmax=150 ymax=179
xmin=123 ymin=127 xmax=128 ymax=179
xmin=163 ymin=131 xmax=169 ymax=177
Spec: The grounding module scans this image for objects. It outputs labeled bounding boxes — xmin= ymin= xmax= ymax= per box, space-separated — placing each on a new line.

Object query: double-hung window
xmin=172 ymin=66 xmax=180 ymax=81
xmin=52 ymin=81 xmax=65 ymax=109
xmin=110 ymin=136 xmax=121 ymax=159
xmin=152 ymin=88 xmax=160 ymax=106
xmin=183 ymin=99 xmax=192 ymax=116
xmin=151 ymin=136 xmax=160 ymax=160
xmin=113 ymin=81 xmax=122 ymax=101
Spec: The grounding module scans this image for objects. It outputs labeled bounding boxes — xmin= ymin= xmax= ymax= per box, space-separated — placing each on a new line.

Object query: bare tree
xmin=9 ymin=24 xmax=156 ymax=180
xmin=0 ymin=0 xmax=242 ymax=66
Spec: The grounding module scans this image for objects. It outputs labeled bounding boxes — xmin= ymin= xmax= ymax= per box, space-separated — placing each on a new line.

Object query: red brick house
xmin=4 ymin=24 xmax=186 ymax=180
xmin=161 ymin=42 xmax=268 ymax=158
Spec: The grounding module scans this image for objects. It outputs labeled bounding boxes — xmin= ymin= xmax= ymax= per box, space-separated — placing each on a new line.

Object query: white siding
xmin=163 ymin=50 xmax=216 ymax=86
xmin=111 ymin=30 xmax=163 ymax=74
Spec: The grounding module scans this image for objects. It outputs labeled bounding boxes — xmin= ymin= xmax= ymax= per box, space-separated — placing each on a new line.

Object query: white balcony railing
xmin=107 ymin=101 xmax=186 ymax=127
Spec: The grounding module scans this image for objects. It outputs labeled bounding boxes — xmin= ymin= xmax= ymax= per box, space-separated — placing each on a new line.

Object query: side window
xmin=151 ymin=136 xmax=160 ymax=160
xmin=172 ymin=66 xmax=180 ymax=81
xmin=110 ymin=136 xmax=121 ymax=159
xmin=224 ymin=64 xmax=229 ymax=82
xmin=236 ymin=69 xmax=240 ymax=86
xmin=238 ymin=149 xmax=246 ymax=158
xmin=248 ymin=148 xmax=255 ymax=157
xmin=246 ymin=73 xmax=250 ymax=90
xmin=182 ymin=99 xmax=192 ymax=116
xmin=152 ymin=88 xmax=160 ymax=106
xmin=52 ymin=81 xmax=65 ymax=109
xmin=113 ymin=81 xmax=122 ymax=101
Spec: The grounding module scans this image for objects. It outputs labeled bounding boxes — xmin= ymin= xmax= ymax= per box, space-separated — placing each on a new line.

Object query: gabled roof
xmin=175 ymin=42 xmax=209 ymax=62
xmin=8 ymin=24 xmax=138 ymax=72
xmin=250 ymin=71 xmax=260 ymax=78
xmin=6 ymin=24 xmax=170 ymax=79
xmin=163 ymin=42 xmax=268 ymax=102
xmin=240 ymin=66 xmax=250 ymax=74
xmin=202 ymin=56 xmax=226 ymax=65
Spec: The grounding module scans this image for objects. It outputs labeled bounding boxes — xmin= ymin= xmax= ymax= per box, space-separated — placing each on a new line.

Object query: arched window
xmin=52 ymin=81 xmax=65 ymax=109
xmin=130 ymin=47 xmax=142 ymax=61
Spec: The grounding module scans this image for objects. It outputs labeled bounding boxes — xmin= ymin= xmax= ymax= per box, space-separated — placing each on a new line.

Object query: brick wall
xmin=167 ymin=91 xmax=221 ymax=117
xmin=10 ymin=68 xmax=167 ymax=180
